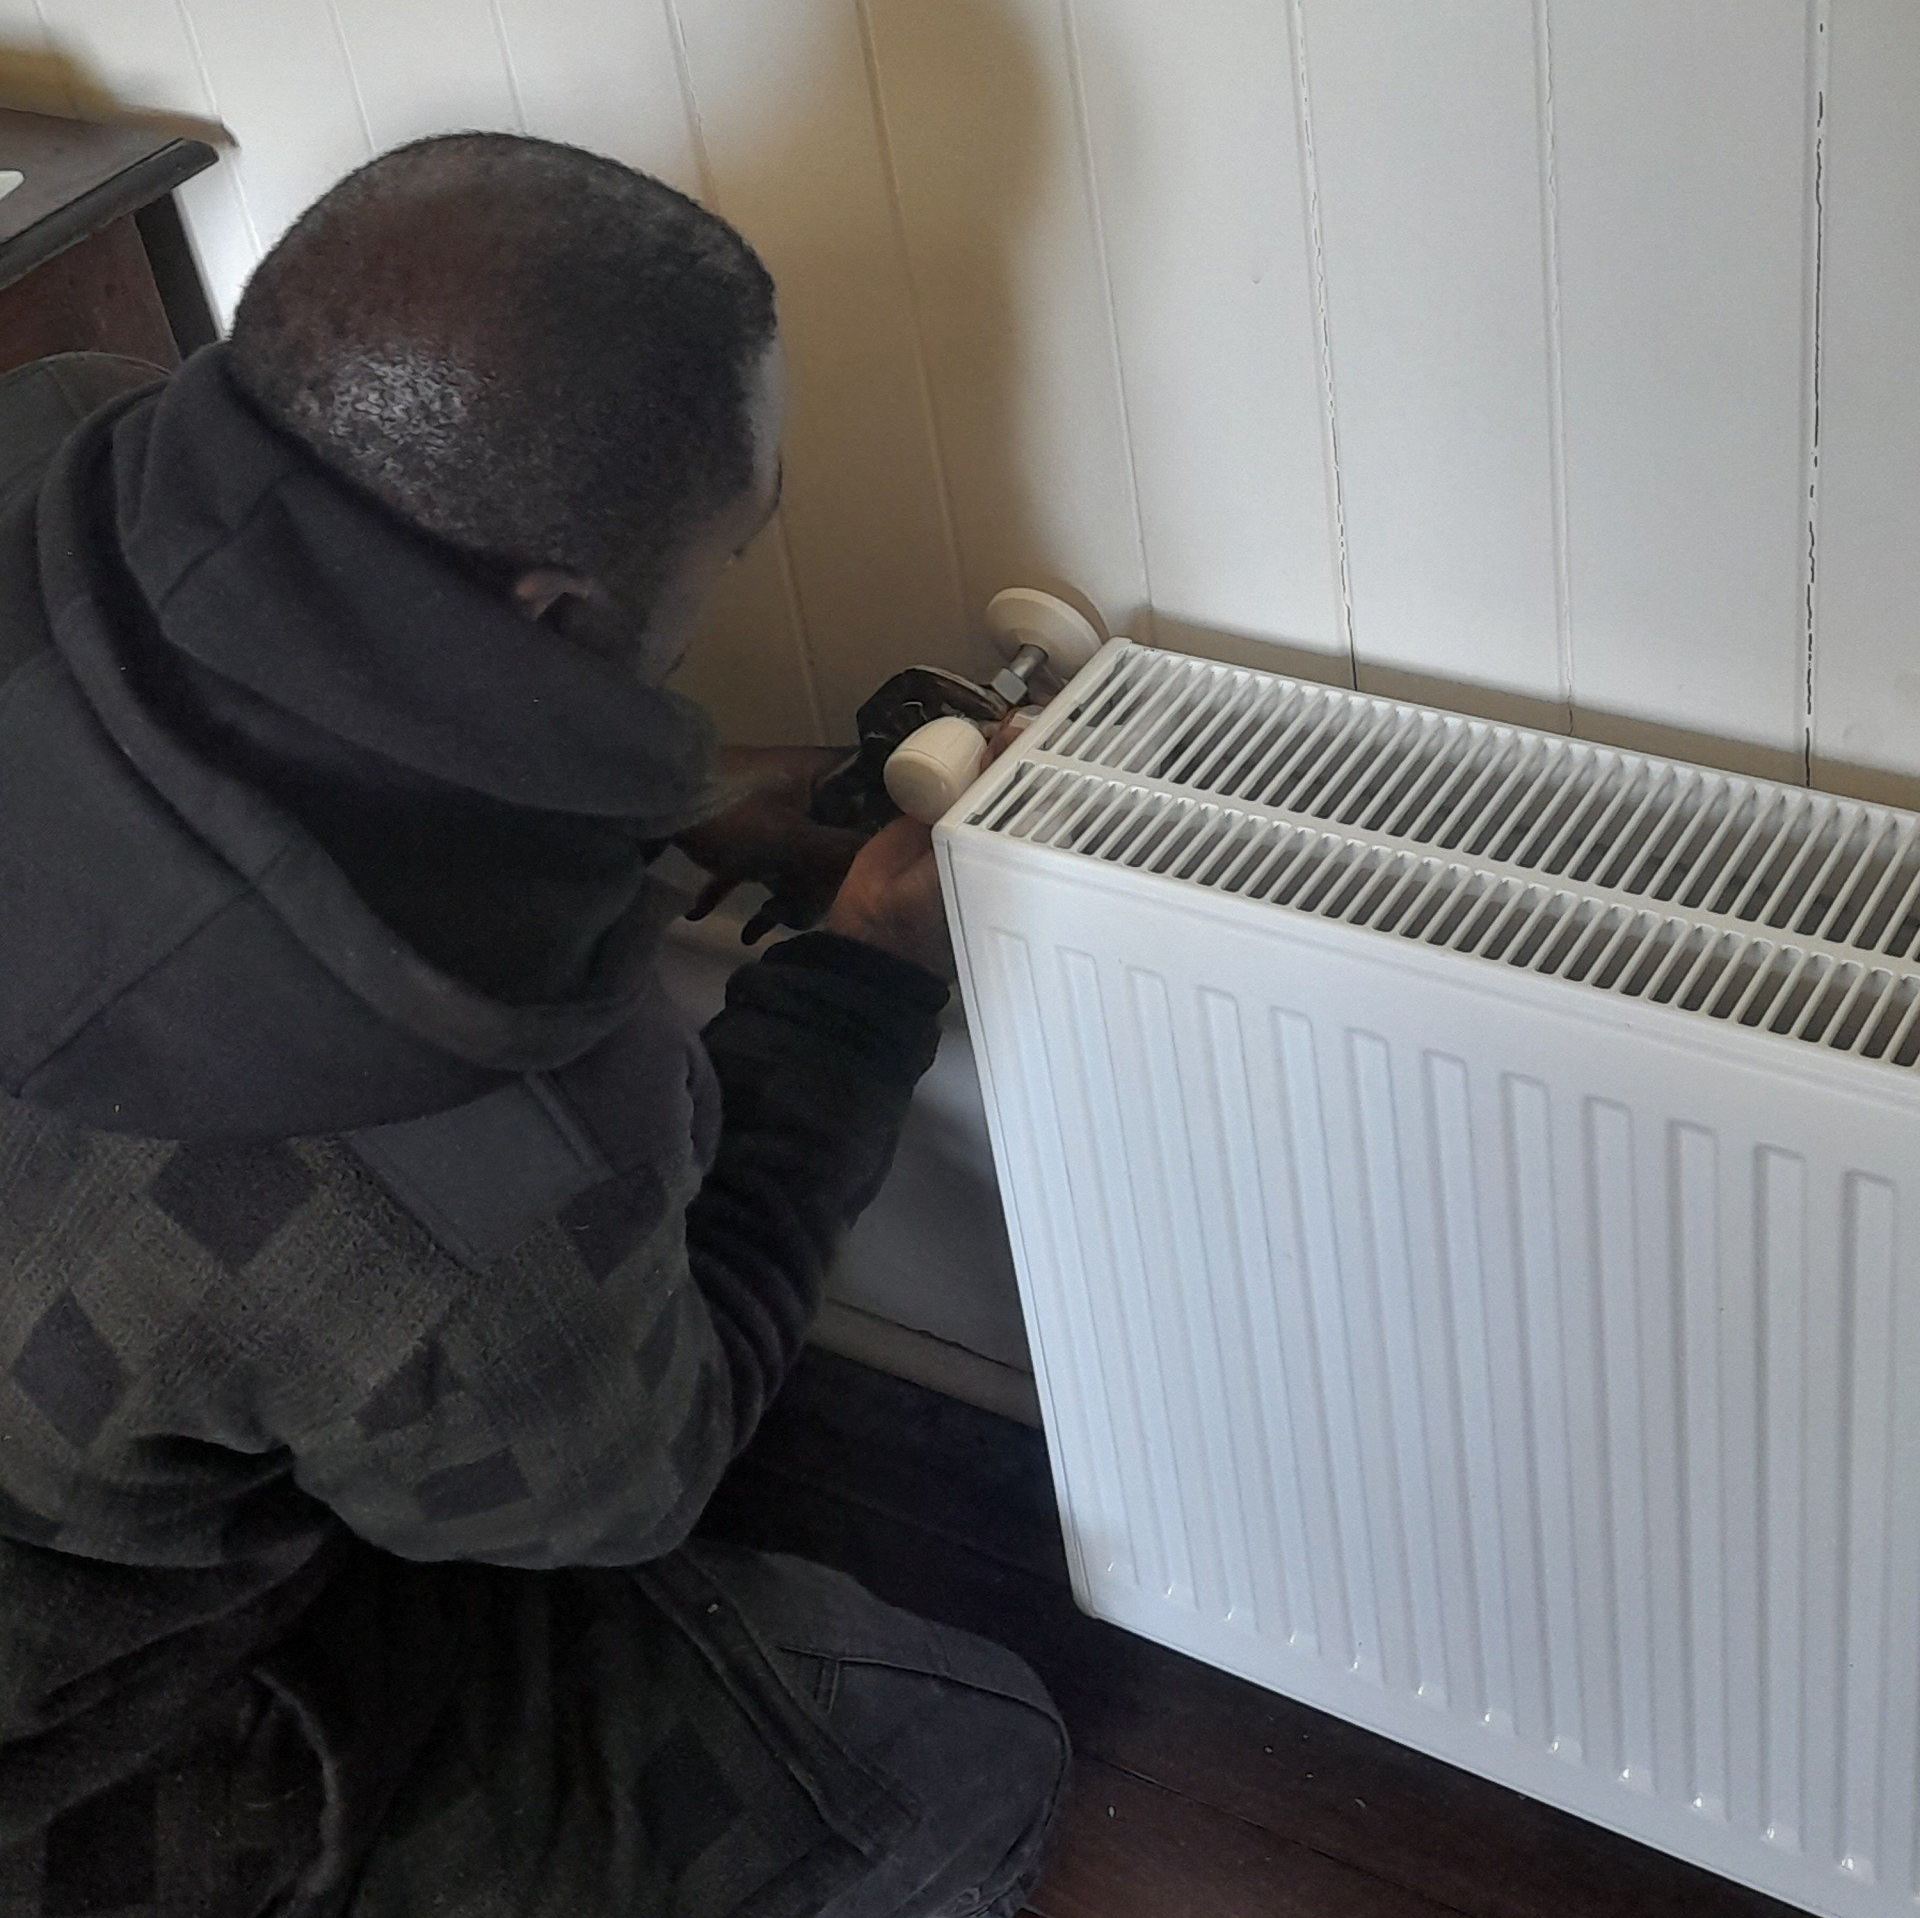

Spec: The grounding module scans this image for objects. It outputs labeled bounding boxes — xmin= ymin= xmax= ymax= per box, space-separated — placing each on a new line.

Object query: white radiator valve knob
xmin=884 ymin=715 xmax=989 ymax=824
xmin=984 ymin=587 xmax=1105 ymax=687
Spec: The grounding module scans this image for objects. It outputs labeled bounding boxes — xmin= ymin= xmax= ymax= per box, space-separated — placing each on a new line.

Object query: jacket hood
xmin=3 ymin=347 xmax=713 ymax=1140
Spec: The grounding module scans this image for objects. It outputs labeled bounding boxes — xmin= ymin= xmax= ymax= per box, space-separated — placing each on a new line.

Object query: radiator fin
xmin=978 ymin=760 xmax=1920 ymax=1075
xmin=1039 ymin=650 xmax=1920 ymax=957
xmin=978 ymin=648 xmax=1920 ymax=1077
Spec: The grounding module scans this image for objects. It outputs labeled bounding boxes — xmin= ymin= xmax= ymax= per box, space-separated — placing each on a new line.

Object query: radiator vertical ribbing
xmin=943 ymin=639 xmax=1920 ymax=1918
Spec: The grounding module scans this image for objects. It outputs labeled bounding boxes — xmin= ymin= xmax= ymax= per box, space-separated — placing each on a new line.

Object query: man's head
xmin=228 ymin=132 xmax=781 ymax=676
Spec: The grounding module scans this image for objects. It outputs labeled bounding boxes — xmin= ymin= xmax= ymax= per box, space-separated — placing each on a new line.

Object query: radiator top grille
xmin=970 ymin=644 xmax=1920 ymax=1073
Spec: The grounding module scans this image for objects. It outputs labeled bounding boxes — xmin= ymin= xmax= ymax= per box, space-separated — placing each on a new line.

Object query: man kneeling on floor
xmin=0 ymin=132 xmax=1066 ymax=1918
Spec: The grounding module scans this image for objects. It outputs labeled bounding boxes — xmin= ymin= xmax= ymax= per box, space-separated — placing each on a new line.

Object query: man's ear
xmin=511 ymin=567 xmax=596 ymax=623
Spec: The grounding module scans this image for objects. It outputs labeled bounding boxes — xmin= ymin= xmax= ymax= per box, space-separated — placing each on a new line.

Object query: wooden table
xmin=0 ymin=108 xmax=218 ymax=375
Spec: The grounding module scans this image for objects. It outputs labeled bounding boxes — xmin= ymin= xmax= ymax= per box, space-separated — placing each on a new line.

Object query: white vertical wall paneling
xmin=1295 ymin=0 xmax=1564 ymax=724
xmin=167 ymin=0 xmax=370 ymax=292
xmin=1066 ymin=0 xmax=1345 ymax=679
xmin=863 ymin=0 xmax=1147 ymax=645
xmin=671 ymin=479 xmax=826 ymax=743
xmin=0 ymin=0 xmax=74 ymax=118
xmin=28 ymin=0 xmax=1920 ymax=780
xmin=0 ymin=0 xmax=52 ymax=66
xmin=653 ymin=0 xmax=821 ymax=748
xmin=32 ymin=0 xmax=189 ymax=118
xmin=668 ymin=0 xmax=967 ymax=738
xmin=32 ymin=0 xmax=261 ymax=325
xmin=491 ymin=0 xmax=695 ymax=186
xmin=1809 ymin=2 xmax=1920 ymax=806
xmin=327 ymin=0 xmax=521 ymax=152
xmin=1549 ymin=0 xmax=1814 ymax=780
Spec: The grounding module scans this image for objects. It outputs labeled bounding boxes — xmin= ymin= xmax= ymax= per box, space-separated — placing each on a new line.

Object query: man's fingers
xmin=741 ymin=899 xmax=785 ymax=943
xmin=687 ymin=874 xmax=736 ymax=922
xmin=822 ymin=816 xmax=951 ymax=977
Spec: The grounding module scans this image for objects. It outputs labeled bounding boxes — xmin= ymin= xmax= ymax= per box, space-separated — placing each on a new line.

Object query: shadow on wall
xmin=1819 ymin=754 xmax=1920 ymax=816
xmin=669 ymin=0 xmax=1109 ymax=735
xmin=0 ymin=37 xmax=227 ymax=146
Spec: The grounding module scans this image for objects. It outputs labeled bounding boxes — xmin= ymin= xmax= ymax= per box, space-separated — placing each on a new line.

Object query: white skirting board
xmin=810 ymin=1300 xmax=1040 ymax=1427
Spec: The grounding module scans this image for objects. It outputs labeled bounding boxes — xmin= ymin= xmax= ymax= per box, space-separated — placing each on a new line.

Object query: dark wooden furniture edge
xmin=0 ymin=136 xmax=219 ymax=293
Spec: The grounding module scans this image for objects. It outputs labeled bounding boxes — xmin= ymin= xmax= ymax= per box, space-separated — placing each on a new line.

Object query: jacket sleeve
xmin=685 ymin=932 xmax=948 ymax=1448
xmin=278 ymin=932 xmax=946 ymax=1568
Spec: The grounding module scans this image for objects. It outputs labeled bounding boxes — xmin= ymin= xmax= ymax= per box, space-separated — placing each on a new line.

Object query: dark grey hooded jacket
xmin=0 ymin=349 xmax=944 ymax=1907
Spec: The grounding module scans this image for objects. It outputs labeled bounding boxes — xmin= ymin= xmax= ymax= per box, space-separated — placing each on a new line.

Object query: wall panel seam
xmin=1801 ymin=0 xmax=1832 ymax=787
xmin=1532 ymin=0 xmax=1574 ymax=734
xmin=659 ymin=0 xmax=826 ymax=744
xmin=852 ymin=0 xmax=971 ymax=638
xmin=320 ymin=0 xmax=377 ymax=158
xmin=166 ymin=0 xmax=265 ymax=262
xmin=1284 ymin=0 xmax=1356 ymax=687
xmin=1058 ymin=0 xmax=1156 ymax=642
xmin=25 ymin=0 xmax=79 ymax=115
xmin=484 ymin=0 xmax=529 ymax=134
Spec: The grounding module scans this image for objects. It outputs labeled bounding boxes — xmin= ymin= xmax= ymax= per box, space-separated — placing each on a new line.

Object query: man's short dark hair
xmin=229 ymin=132 xmax=777 ymax=614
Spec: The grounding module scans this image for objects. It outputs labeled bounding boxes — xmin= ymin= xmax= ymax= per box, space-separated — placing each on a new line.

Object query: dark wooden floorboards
xmin=707 ymin=1349 xmax=1802 ymax=1918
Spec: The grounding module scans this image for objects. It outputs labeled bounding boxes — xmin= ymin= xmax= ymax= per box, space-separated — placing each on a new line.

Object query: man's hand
xmin=816 ymin=713 xmax=1023 ymax=977
xmin=677 ymin=746 xmax=866 ymax=940
xmin=824 ymin=817 xmax=952 ymax=979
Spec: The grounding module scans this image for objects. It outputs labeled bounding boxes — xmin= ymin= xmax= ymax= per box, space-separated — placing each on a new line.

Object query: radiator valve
xmin=811 ymin=589 xmax=1105 ymax=831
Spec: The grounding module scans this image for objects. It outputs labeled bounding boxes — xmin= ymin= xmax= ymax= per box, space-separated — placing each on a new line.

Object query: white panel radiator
xmin=938 ymin=641 xmax=1920 ymax=1918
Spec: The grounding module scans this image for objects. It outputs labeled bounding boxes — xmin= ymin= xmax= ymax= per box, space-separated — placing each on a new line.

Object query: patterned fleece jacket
xmin=0 ymin=349 xmax=945 ymax=1896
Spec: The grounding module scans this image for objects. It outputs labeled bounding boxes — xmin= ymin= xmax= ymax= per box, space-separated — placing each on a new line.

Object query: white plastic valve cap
xmin=885 ymin=715 xmax=990 ymax=825
xmin=983 ymin=588 xmax=1105 ymax=677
